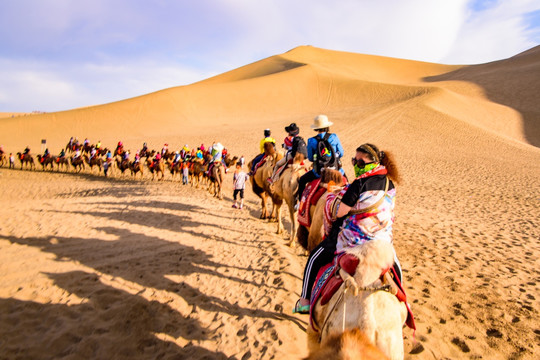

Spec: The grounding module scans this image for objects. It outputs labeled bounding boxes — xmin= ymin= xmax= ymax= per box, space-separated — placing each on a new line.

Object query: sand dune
xmin=1 ymin=45 xmax=539 ymax=359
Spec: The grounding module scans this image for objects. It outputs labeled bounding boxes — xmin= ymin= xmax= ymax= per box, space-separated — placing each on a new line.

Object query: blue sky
xmin=0 ymin=0 xmax=539 ymax=112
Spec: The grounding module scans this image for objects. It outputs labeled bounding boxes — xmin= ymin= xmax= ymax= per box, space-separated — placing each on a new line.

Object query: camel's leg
xmin=287 ymin=202 xmax=297 ymax=247
xmin=217 ymin=171 xmax=224 ymax=200
xmin=268 ymin=202 xmax=278 ymax=222
xmin=276 ymin=204 xmax=284 ymax=234
xmin=260 ymin=193 xmax=269 ymax=219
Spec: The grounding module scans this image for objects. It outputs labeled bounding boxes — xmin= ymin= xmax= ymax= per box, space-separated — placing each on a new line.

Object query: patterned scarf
xmin=354 ymin=163 xmax=387 ymax=178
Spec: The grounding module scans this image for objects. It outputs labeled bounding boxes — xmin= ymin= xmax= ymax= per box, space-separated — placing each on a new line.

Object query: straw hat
xmin=310 ymin=114 xmax=333 ymax=130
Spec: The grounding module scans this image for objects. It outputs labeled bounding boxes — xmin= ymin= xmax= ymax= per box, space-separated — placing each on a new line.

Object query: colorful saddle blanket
xmin=298 ymin=179 xmax=326 ymax=227
xmin=252 ymin=154 xmax=268 ymax=174
xmin=309 ymin=253 xmax=416 ymax=332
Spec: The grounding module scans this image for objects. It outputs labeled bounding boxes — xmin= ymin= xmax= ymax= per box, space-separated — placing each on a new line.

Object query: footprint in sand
xmin=451 ymin=337 xmax=470 ymax=353
xmin=409 ymin=342 xmax=424 ymax=354
xmin=486 ymin=328 xmax=503 ymax=338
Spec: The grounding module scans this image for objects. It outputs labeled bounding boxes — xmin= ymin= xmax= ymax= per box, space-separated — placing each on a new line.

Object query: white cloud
xmin=442 ymin=0 xmax=540 ymax=63
xmin=0 ymin=57 xmax=213 ymax=112
xmin=216 ymin=0 xmax=470 ymax=63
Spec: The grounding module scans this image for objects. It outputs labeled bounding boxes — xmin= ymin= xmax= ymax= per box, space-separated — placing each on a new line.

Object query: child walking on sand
xmin=232 ymin=162 xmax=249 ymax=209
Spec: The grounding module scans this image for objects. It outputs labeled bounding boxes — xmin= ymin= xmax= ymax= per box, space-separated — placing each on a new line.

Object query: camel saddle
xmin=298 ymin=179 xmax=326 ymax=227
xmin=309 ymin=253 xmax=416 ymax=332
xmin=252 ymin=154 xmax=268 ymax=174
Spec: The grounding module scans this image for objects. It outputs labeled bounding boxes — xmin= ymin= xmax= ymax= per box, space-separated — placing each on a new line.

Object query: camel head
xmin=263 ymin=141 xmax=276 ymax=156
xmin=305 ymin=328 xmax=389 ymax=360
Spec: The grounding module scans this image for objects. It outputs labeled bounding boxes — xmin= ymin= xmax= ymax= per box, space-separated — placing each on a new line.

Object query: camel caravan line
xmin=0 ymin=139 xmax=238 ymax=200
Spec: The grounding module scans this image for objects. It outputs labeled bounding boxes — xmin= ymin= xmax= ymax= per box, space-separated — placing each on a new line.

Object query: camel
xmin=82 ymin=143 xmax=93 ymax=154
xmin=190 ymin=159 xmax=206 ymax=188
xmin=304 ymin=328 xmax=389 ymax=360
xmin=207 ymin=154 xmax=238 ymax=199
xmin=168 ymin=160 xmax=181 ymax=180
xmin=65 ymin=142 xmax=81 ymax=153
xmin=0 ymin=152 xmax=6 ymax=167
xmin=70 ymin=156 xmax=85 ymax=172
xmin=55 ymin=156 xmax=69 ymax=172
xmin=36 ymin=155 xmax=55 ymax=171
xmin=249 ymin=142 xmax=284 ymax=220
xmin=115 ymin=157 xmax=130 ymax=175
xmin=308 ymin=240 xmax=408 ymax=360
xmin=208 ymin=162 xmax=225 ymax=199
xmin=96 ymin=147 xmax=109 ymax=157
xmin=146 ymin=158 xmax=165 ymax=180
xmin=17 ymin=152 xmax=35 ymax=170
xmin=130 ymin=161 xmax=144 ymax=179
xmin=297 ymin=169 xmax=345 ymax=252
xmin=84 ymin=155 xmax=103 ymax=173
xmin=269 ymin=153 xmax=308 ymax=242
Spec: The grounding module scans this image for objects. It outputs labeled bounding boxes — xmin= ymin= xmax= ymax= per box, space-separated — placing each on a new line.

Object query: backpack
xmin=314 ymin=133 xmax=337 ymax=174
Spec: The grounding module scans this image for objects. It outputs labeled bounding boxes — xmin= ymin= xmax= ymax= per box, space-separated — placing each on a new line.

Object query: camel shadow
xmin=3 ymin=227 xmax=306 ymax=331
xmin=0 ymin=270 xmax=231 ymax=359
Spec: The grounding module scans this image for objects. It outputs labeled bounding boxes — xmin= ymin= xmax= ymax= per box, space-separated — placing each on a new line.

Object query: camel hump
xmin=320 ymin=168 xmax=345 ymax=186
xmin=343 ymin=240 xmax=395 ymax=272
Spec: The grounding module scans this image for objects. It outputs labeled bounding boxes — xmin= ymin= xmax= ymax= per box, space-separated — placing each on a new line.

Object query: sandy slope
xmin=0 ymin=170 xmax=309 ymax=359
xmin=1 ymin=45 xmax=540 ymax=359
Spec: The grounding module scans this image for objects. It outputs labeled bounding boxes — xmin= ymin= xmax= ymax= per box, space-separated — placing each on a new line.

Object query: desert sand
xmin=1 ymin=45 xmax=539 ymax=359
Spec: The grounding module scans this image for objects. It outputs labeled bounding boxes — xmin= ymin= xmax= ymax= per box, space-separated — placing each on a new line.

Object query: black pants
xmin=233 ymin=189 xmax=244 ymax=200
xmin=296 ymin=170 xmax=319 ymax=202
xmin=301 ymin=236 xmax=337 ymax=300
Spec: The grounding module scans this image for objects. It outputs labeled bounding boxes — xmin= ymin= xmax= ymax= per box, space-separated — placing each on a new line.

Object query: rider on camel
xmin=151 ymin=152 xmax=161 ymax=170
xmin=59 ymin=148 xmax=66 ymax=158
xmin=89 ymin=147 xmax=97 ymax=160
xmin=196 ymin=147 xmax=204 ymax=161
xmin=296 ymin=115 xmax=344 ymax=206
xmin=105 ymin=150 xmax=113 ymax=162
xmin=181 ymin=144 xmax=190 ymax=159
xmin=250 ymin=129 xmax=276 ymax=174
xmin=207 ymin=142 xmax=226 ymax=175
xmin=268 ymin=123 xmax=307 ymax=184
xmin=23 ymin=146 xmax=31 ymax=155
xmin=174 ymin=151 xmax=181 ymax=164
xmin=115 ymin=141 xmax=123 ymax=155
xmin=96 ymin=140 xmax=102 ymax=149
xmin=133 ymin=150 xmax=141 ymax=165
xmin=42 ymin=148 xmax=50 ymax=162
xmin=141 ymin=142 xmax=148 ymax=156
xmin=161 ymin=143 xmax=169 ymax=156
xmin=293 ymin=143 xmax=401 ymax=314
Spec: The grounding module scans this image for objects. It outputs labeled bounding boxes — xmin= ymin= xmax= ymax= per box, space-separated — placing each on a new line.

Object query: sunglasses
xmin=351 ymin=158 xmax=371 ymax=167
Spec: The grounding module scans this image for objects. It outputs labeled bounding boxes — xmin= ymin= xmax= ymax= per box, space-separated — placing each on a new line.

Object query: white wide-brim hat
xmin=310 ymin=114 xmax=333 ymax=130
